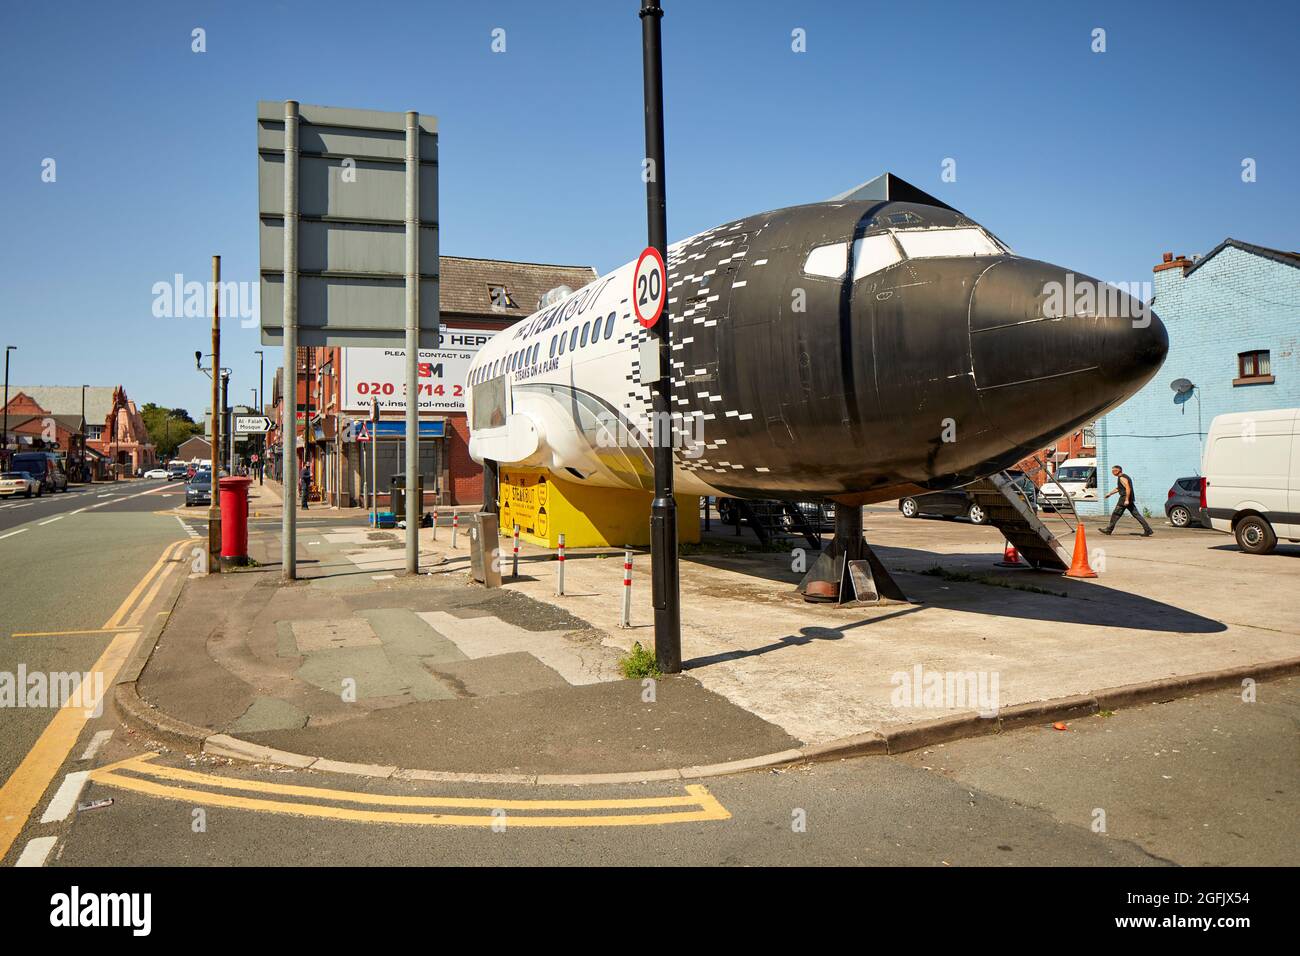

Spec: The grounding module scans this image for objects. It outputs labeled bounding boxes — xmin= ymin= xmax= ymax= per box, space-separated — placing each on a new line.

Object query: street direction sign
xmin=257 ymin=102 xmax=440 ymax=347
xmin=633 ymin=246 xmax=666 ymax=328
xmin=234 ymin=415 xmax=272 ymax=434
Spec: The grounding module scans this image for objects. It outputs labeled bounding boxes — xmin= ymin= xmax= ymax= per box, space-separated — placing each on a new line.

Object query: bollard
xmin=512 ymin=524 xmax=520 ymax=579
xmin=556 ymin=533 xmax=566 ymax=596
xmin=451 ymin=511 xmax=459 ymax=549
xmin=620 ymin=548 xmax=633 ymax=628
xmin=431 ymin=508 xmax=438 ymax=541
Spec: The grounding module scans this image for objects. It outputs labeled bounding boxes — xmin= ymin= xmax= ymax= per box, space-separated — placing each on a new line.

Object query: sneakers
xmin=1099 ymin=528 xmax=1113 ymax=535
xmin=1142 ymin=531 xmax=1154 ymax=537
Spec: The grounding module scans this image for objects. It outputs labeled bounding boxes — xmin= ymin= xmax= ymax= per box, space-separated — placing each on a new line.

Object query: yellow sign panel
xmin=499 ymin=467 xmax=699 ymax=549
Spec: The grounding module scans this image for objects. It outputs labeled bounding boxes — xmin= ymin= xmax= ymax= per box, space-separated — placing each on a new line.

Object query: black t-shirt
xmin=1116 ymin=472 xmax=1135 ymax=504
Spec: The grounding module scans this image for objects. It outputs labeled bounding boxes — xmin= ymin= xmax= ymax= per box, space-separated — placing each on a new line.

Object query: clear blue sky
xmin=2 ymin=0 xmax=1296 ymax=421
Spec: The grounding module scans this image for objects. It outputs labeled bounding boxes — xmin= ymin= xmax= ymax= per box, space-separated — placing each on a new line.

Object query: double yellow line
xmin=0 ymin=539 xmax=190 ymax=861
xmin=91 ymin=753 xmax=732 ymax=828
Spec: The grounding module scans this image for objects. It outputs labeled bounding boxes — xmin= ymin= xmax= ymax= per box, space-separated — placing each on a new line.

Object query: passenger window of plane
xmin=581 ymin=323 xmax=590 ymax=348
xmin=558 ymin=333 xmax=566 ymax=356
xmin=549 ymin=336 xmax=558 ymax=359
xmin=802 ymin=242 xmax=848 ymax=279
xmin=590 ymin=316 xmax=602 ymax=342
xmin=852 ymin=233 xmax=904 ymax=280
xmin=604 ymin=311 xmax=616 ymax=339
xmin=569 ymin=327 xmax=580 ymax=352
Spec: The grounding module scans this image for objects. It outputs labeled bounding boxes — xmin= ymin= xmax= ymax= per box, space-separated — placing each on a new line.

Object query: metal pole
xmin=511 ymin=524 xmax=520 ymax=579
xmin=257 ymin=349 xmax=264 ymax=484
xmin=220 ymin=372 xmax=230 ymax=472
xmin=621 ymin=549 xmax=633 ymax=628
xmin=2 ymin=347 xmax=13 ymax=468
xmin=404 ymin=111 xmax=421 ymax=574
xmin=302 ymin=347 xmax=311 ymax=510
xmin=640 ymin=0 xmax=681 ymax=673
xmin=556 ymin=532 xmax=566 ymax=596
xmin=281 ymin=100 xmax=299 ymax=580
xmin=208 ymin=256 xmax=222 ymax=573
xmin=370 ymin=398 xmax=379 ymax=526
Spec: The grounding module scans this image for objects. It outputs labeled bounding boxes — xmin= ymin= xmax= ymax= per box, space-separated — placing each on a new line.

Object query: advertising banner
xmin=340 ymin=327 xmax=497 ymax=413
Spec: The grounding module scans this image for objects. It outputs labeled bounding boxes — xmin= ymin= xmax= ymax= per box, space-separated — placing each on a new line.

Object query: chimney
xmin=1154 ymin=250 xmax=1192 ymax=275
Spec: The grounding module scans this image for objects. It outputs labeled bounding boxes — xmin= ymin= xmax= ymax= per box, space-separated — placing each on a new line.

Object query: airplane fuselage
xmin=467 ymin=198 xmax=1168 ymax=504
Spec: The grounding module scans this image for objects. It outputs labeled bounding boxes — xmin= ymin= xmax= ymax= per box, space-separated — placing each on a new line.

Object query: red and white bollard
xmin=555 ymin=533 xmax=566 ymax=596
xmin=511 ymin=524 xmax=520 ymax=579
xmin=619 ymin=549 xmax=633 ymax=628
xmin=451 ymin=511 xmax=459 ymax=549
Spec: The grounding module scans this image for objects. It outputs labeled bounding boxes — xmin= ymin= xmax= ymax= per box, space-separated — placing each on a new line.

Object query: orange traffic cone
xmin=996 ymin=540 xmax=1023 ymax=567
xmin=1064 ymin=524 xmax=1098 ymax=578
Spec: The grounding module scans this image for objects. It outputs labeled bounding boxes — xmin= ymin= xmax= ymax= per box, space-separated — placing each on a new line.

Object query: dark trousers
xmin=1106 ymin=500 xmax=1152 ymax=533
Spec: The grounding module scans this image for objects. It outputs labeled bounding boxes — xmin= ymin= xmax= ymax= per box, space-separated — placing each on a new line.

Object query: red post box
xmin=219 ymin=476 xmax=253 ymax=568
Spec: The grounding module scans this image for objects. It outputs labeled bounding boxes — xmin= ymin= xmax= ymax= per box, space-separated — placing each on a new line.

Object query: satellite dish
xmin=1170 ymin=378 xmax=1194 ymax=394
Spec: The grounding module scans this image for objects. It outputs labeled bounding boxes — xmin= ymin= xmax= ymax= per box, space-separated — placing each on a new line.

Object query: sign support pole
xmin=281 ymin=99 xmax=299 ymax=581
xmin=639 ymin=0 xmax=681 ymax=673
xmin=208 ymin=255 xmax=222 ymax=573
xmin=404 ymin=110 xmax=420 ymax=574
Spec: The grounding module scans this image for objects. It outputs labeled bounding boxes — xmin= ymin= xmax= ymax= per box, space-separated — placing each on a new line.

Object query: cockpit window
xmin=802 ymin=242 xmax=848 ymax=279
xmin=892 ymin=227 xmax=1003 ymax=259
xmin=852 ymin=233 xmax=904 ymax=280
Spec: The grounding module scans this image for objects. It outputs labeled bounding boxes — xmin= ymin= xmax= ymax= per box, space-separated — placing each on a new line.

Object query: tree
xmin=142 ymin=404 xmax=203 ymax=459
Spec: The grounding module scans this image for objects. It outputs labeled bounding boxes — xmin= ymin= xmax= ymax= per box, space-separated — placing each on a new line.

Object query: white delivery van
xmin=1038 ymin=457 xmax=1098 ymax=512
xmin=1202 ymin=407 xmax=1300 ymax=554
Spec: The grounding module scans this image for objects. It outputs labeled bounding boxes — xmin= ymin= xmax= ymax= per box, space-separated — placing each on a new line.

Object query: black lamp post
xmin=3 ymin=346 xmax=16 ymax=467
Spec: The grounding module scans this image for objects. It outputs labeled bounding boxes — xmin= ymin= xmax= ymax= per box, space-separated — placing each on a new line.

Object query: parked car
xmin=185 ymin=470 xmax=213 ymax=507
xmin=143 ymin=467 xmax=170 ymax=480
xmin=167 ymin=463 xmax=189 ymax=481
xmin=898 ymin=489 xmax=988 ymax=524
xmin=0 ymin=471 xmax=41 ymax=498
xmin=1038 ymin=457 xmax=1098 ymax=512
xmin=1202 ymin=407 xmax=1300 ymax=554
xmin=10 ymin=451 xmax=67 ymax=493
xmin=1164 ymin=477 xmax=1206 ymax=528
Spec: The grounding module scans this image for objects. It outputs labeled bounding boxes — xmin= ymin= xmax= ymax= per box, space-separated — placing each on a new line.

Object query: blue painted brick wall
xmin=1088 ymin=245 xmax=1299 ymax=518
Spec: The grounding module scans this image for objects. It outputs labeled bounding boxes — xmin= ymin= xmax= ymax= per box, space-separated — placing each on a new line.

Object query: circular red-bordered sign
xmin=633 ymin=246 xmax=667 ymax=329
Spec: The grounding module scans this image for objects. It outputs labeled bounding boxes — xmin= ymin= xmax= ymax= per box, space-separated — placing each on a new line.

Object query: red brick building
xmin=3 ymin=385 xmax=155 ymax=478
xmin=267 ymin=256 xmax=596 ymax=507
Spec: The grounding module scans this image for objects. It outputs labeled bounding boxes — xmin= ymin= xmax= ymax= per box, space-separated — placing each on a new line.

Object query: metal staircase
xmin=965 ymin=461 xmax=1074 ymax=570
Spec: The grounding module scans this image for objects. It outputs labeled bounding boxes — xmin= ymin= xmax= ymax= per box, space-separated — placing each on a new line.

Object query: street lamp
xmin=3 ymin=346 xmax=16 ymax=466
xmin=254 ymin=349 xmax=265 ymax=484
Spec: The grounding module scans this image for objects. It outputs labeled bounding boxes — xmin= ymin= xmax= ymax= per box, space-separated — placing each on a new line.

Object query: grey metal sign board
xmin=257 ymin=101 xmax=440 ymax=347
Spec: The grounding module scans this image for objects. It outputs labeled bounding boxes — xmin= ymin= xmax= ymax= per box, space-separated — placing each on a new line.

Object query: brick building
xmin=3 ymin=384 xmax=154 ymax=478
xmin=267 ymin=256 xmax=596 ymax=507
xmin=1087 ymin=239 xmax=1300 ymax=514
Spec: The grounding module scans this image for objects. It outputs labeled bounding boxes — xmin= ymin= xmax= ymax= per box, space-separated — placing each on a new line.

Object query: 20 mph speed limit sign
xmin=633 ymin=246 xmax=667 ymax=329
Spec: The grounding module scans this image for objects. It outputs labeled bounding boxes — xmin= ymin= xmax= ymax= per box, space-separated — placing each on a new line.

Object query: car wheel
xmin=967 ymin=503 xmax=987 ymax=525
xmin=899 ymin=497 xmax=919 ymax=518
xmin=25 ymin=488 xmax=32 ymax=498
xmin=36 ymin=485 xmax=43 ymax=497
xmin=1168 ymin=505 xmax=1191 ymax=528
xmin=1234 ymin=515 xmax=1277 ymax=555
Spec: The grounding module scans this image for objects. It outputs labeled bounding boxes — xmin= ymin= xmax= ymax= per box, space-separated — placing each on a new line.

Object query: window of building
xmin=488 ymin=285 xmax=518 ymax=310
xmin=1234 ymin=350 xmax=1275 ymax=386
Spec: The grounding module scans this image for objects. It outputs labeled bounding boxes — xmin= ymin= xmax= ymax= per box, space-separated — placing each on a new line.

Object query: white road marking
xmin=70 ymin=508 xmax=86 ymax=515
xmin=40 ymin=770 xmax=90 ymax=823
xmin=79 ymin=730 xmax=114 ymax=761
xmin=0 ymin=529 xmax=29 ymax=540
xmin=15 ymin=836 xmax=58 ymax=868
xmin=39 ymin=515 xmax=65 ymax=526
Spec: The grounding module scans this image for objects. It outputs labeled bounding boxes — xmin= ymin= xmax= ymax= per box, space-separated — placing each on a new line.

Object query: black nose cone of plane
xmin=968 ymin=258 xmax=1168 ymax=449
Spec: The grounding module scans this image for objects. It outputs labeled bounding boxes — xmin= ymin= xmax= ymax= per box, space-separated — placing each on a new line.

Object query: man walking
xmin=1100 ymin=464 xmax=1152 ymax=536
